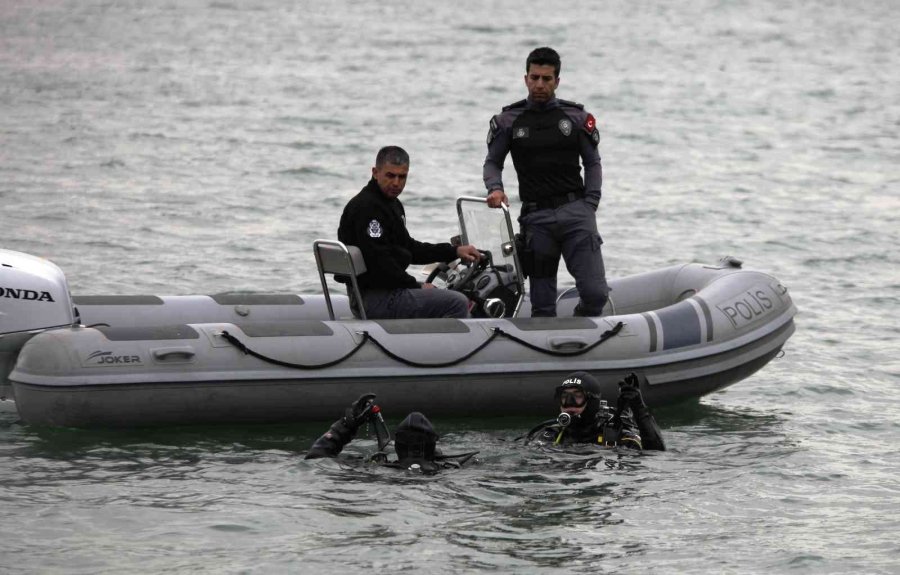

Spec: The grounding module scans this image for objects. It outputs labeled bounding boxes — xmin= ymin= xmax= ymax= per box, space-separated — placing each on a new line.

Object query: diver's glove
xmin=341 ymin=393 xmax=377 ymax=433
xmin=617 ymin=372 xmax=648 ymax=412
xmin=618 ymin=429 xmax=643 ymax=450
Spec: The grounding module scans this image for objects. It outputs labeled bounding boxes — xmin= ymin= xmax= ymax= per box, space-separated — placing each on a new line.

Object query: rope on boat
xmin=218 ymin=329 xmax=369 ymax=370
xmin=218 ymin=321 xmax=624 ymax=370
xmin=362 ymin=328 xmax=502 ymax=368
xmin=493 ymin=321 xmax=624 ymax=357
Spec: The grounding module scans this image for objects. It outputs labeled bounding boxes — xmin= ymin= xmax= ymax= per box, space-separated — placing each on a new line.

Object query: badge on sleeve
xmin=367 ymin=219 xmax=383 ymax=238
xmin=584 ymin=114 xmax=600 ymax=145
xmin=487 ymin=116 xmax=500 ymax=145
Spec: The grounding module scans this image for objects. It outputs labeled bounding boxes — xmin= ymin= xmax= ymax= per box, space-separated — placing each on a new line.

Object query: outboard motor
xmin=0 ymin=249 xmax=77 ymax=336
xmin=1 ymin=250 xmax=77 ymax=399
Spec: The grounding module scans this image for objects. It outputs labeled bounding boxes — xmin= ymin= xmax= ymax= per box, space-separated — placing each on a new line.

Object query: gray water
xmin=1 ymin=0 xmax=898 ymax=573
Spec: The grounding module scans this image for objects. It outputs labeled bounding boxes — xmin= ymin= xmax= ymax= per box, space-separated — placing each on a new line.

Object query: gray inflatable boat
xmin=0 ymin=199 xmax=796 ymax=427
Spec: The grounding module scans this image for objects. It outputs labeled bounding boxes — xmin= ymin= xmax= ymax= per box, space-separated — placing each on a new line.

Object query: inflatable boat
xmin=0 ymin=198 xmax=796 ymax=427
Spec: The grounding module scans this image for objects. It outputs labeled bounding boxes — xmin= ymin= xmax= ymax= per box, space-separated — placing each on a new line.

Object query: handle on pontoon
xmin=152 ymin=347 xmax=196 ymax=361
xmin=548 ymin=337 xmax=588 ymax=351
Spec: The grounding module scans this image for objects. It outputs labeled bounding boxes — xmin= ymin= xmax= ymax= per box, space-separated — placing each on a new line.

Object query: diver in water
xmin=526 ymin=371 xmax=666 ymax=450
xmin=305 ymin=393 xmax=477 ymax=473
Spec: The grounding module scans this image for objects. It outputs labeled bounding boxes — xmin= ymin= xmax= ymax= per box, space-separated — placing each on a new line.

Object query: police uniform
xmin=483 ymin=97 xmax=610 ymax=317
xmin=337 ymin=178 xmax=469 ymax=319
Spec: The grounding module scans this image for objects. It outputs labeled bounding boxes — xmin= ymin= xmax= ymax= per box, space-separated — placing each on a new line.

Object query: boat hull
xmin=10 ymin=321 xmax=792 ymax=427
xmin=7 ymin=261 xmax=797 ymax=427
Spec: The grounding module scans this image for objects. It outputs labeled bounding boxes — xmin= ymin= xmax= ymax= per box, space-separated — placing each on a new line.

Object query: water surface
xmin=1 ymin=0 xmax=898 ymax=573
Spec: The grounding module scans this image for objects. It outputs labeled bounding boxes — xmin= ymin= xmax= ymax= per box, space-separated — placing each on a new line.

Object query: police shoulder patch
xmin=584 ymin=113 xmax=600 ymax=145
xmin=367 ymin=219 xmax=383 ymax=238
xmin=487 ymin=115 xmax=500 ymax=145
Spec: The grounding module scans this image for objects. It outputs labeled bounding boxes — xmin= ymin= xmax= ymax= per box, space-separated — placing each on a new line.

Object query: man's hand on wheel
xmin=456 ymin=245 xmax=482 ymax=263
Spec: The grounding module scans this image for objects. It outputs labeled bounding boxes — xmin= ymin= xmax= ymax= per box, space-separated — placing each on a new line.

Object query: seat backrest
xmin=313 ymin=240 xmax=367 ymax=320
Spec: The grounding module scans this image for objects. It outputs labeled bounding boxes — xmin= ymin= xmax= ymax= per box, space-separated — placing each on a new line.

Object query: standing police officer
xmin=339 ymin=146 xmax=482 ymax=319
xmin=484 ymin=47 xmax=609 ymax=317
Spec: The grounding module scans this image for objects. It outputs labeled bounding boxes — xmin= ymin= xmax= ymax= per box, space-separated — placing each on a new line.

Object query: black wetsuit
xmin=305 ymin=412 xmax=474 ymax=473
xmin=306 ymin=415 xmax=359 ymax=459
xmin=530 ymin=404 xmax=666 ymax=451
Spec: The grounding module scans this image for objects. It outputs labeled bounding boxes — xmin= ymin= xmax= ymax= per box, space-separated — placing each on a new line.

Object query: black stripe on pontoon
xmin=210 ymin=293 xmax=305 ymax=305
xmin=658 ymin=301 xmax=701 ymax=350
xmin=74 ymin=295 xmax=164 ymax=305
xmin=240 ymin=322 xmax=333 ymax=337
xmin=641 ymin=313 xmax=658 ymax=352
xmin=376 ymin=318 xmax=471 ymax=334
xmin=694 ymin=296 xmax=714 ymax=342
xmin=97 ymin=324 xmax=199 ymax=341
xmin=508 ymin=317 xmax=596 ymax=331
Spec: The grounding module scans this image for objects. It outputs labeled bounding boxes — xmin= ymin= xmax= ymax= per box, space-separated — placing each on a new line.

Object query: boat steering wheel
xmin=426 ymin=252 xmax=491 ymax=292
xmin=425 ymin=261 xmax=454 ymax=286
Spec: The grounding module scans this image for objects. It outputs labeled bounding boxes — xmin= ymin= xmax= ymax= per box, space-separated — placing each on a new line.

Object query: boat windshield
xmin=456 ymin=197 xmax=518 ymax=272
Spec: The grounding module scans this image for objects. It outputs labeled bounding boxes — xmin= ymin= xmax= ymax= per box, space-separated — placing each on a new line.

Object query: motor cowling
xmin=0 ymin=250 xmax=77 ymax=336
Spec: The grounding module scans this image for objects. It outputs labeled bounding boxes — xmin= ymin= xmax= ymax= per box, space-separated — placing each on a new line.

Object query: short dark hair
xmin=375 ymin=146 xmax=410 ymax=168
xmin=526 ymin=47 xmax=561 ymax=77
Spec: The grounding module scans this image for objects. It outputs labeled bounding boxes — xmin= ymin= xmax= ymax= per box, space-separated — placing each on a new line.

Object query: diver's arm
xmin=305 ymin=393 xmax=377 ymax=459
xmin=521 ymin=419 xmax=563 ymax=444
xmin=305 ymin=418 xmax=357 ymax=459
xmin=613 ymin=407 xmax=644 ymax=450
xmin=632 ymin=405 xmax=666 ymax=451
xmin=616 ymin=373 xmax=666 ymax=451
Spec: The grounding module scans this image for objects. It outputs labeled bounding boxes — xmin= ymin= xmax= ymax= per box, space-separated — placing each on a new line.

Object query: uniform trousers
xmin=360 ymin=287 xmax=470 ymax=319
xmin=520 ymin=199 xmax=609 ymax=317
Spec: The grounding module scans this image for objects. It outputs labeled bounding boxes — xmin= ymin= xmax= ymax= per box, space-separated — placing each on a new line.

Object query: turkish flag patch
xmin=584 ymin=114 xmax=596 ymax=132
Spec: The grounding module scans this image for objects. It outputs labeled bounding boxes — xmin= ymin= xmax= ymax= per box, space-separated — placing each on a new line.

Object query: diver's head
xmin=554 ymin=371 xmax=602 ymax=424
xmin=393 ymin=412 xmax=438 ymax=463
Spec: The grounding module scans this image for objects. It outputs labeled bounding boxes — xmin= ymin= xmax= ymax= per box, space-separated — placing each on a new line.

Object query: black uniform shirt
xmin=337 ymin=178 xmax=458 ymax=291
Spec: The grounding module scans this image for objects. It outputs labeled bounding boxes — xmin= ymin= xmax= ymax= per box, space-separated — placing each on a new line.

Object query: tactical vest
xmin=509 ymin=107 xmax=584 ymax=202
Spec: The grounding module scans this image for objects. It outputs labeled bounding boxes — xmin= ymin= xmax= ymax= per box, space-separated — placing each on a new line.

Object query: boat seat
xmin=313 ymin=239 xmax=367 ymax=320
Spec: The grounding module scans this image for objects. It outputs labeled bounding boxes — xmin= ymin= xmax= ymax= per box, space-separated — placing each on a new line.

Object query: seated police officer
xmin=337 ymin=146 xmax=482 ymax=319
xmin=305 ymin=393 xmax=477 ymax=473
xmin=526 ymin=371 xmax=666 ymax=450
